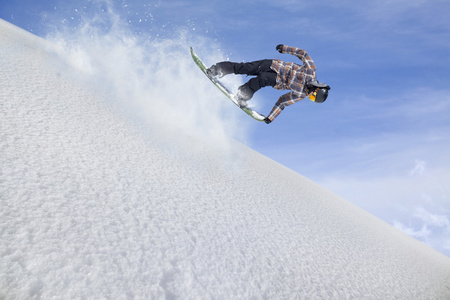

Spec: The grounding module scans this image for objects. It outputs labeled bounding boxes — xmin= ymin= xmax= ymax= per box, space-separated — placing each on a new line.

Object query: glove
xmin=276 ymin=44 xmax=284 ymax=53
xmin=264 ymin=118 xmax=272 ymax=124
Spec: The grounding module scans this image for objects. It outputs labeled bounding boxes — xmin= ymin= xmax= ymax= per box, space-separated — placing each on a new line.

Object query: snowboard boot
xmin=234 ymin=84 xmax=254 ymax=108
xmin=206 ymin=64 xmax=224 ymax=78
xmin=206 ymin=62 xmax=235 ymax=78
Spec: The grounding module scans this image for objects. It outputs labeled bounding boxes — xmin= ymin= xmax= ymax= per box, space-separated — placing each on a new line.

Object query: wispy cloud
xmin=413 ymin=207 xmax=450 ymax=230
xmin=393 ymin=221 xmax=431 ymax=239
xmin=409 ymin=159 xmax=426 ymax=176
xmin=393 ymin=206 xmax=450 ymax=252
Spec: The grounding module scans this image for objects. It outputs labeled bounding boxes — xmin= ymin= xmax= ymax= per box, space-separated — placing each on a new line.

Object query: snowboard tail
xmin=190 ymin=47 xmax=266 ymax=122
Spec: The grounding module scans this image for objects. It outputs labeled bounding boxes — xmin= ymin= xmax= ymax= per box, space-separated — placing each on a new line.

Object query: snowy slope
xmin=1 ymin=18 xmax=450 ymax=299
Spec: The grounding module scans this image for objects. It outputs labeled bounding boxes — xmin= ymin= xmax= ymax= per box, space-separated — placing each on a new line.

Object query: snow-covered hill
xmin=1 ymin=19 xmax=450 ymax=299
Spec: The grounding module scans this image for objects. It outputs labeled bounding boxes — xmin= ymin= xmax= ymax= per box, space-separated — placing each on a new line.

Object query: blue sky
xmin=2 ymin=0 xmax=450 ymax=256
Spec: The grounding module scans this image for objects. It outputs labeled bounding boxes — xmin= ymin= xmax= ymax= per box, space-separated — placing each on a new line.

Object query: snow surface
xmin=1 ymin=18 xmax=450 ymax=299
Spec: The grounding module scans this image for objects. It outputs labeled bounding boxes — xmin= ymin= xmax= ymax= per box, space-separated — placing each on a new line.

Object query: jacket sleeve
xmin=267 ymin=92 xmax=306 ymax=121
xmin=281 ymin=45 xmax=316 ymax=70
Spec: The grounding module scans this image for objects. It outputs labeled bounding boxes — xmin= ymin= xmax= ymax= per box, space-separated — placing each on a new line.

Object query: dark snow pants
xmin=215 ymin=60 xmax=277 ymax=99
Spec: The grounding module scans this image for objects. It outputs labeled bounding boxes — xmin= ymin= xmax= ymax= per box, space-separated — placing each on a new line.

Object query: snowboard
xmin=190 ymin=47 xmax=266 ymax=122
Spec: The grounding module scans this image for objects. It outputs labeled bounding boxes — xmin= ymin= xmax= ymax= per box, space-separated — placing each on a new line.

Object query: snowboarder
xmin=207 ymin=44 xmax=330 ymax=124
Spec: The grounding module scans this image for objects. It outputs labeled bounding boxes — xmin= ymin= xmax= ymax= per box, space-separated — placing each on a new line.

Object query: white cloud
xmin=409 ymin=159 xmax=426 ymax=176
xmin=393 ymin=207 xmax=450 ymax=254
xmin=413 ymin=207 xmax=450 ymax=231
xmin=393 ymin=221 xmax=431 ymax=239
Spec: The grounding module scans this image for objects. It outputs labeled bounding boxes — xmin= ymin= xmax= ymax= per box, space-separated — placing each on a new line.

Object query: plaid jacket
xmin=267 ymin=46 xmax=317 ymax=121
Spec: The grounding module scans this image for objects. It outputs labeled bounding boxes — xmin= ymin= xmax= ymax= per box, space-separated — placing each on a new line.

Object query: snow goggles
xmin=308 ymin=89 xmax=319 ymax=102
xmin=308 ymin=87 xmax=329 ymax=103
